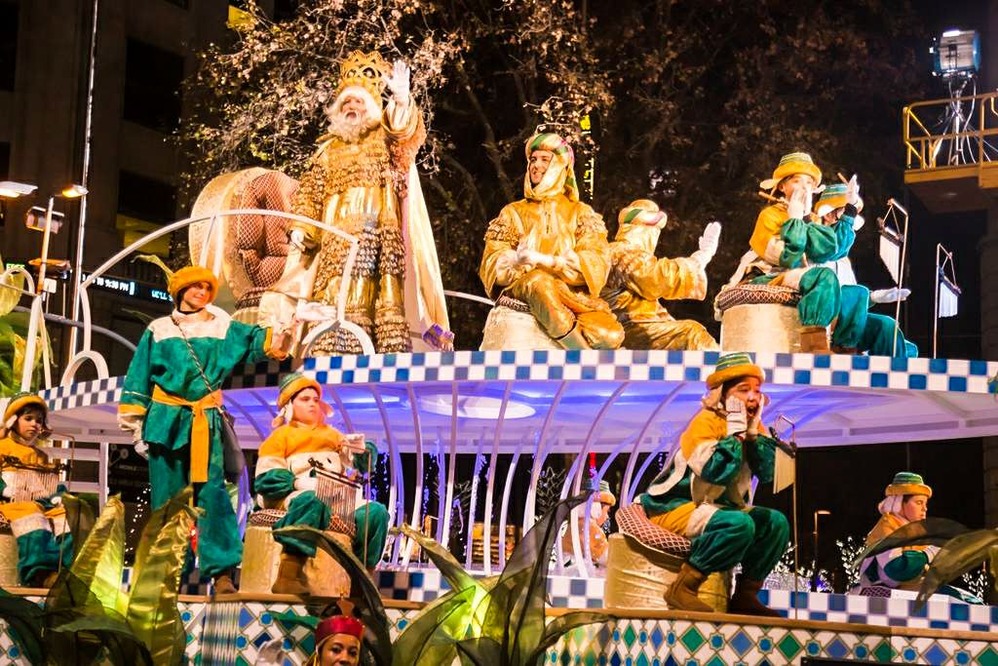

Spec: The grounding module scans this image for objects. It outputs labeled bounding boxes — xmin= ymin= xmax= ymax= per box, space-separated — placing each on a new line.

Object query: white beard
xmin=326 ymin=111 xmax=379 ymax=143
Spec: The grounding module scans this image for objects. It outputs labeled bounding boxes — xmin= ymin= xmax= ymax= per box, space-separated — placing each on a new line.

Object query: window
xmin=0 ymin=3 xmax=17 ymax=91
xmin=122 ymin=39 xmax=184 ymax=133
xmin=117 ymin=170 xmax=177 ymax=224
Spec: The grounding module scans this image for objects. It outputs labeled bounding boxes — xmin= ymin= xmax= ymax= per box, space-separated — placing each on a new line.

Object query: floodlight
xmin=25 ymin=205 xmax=65 ymax=234
xmin=931 ymin=29 xmax=981 ymax=77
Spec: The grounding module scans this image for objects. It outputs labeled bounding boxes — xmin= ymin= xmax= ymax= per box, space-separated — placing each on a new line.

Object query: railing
xmin=903 ymin=90 xmax=998 ymax=170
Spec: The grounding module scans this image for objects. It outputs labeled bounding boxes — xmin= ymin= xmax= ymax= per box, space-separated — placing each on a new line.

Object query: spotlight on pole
xmin=930 ymin=29 xmax=981 ymax=79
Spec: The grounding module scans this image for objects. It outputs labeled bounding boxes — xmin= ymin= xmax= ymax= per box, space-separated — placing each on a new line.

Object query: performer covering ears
xmin=859 ymin=472 xmax=935 ymax=590
xmin=727 ymin=152 xmax=853 ymax=353
xmin=479 ymin=132 xmax=624 ymax=350
xmin=638 ymin=353 xmax=789 ymax=616
xmin=0 ymin=392 xmax=72 ymax=587
xmin=118 ymin=265 xmax=292 ymax=595
xmin=603 ymin=199 xmax=720 ymax=350
xmin=306 ymin=615 xmax=364 ymax=666
xmin=811 ymin=183 xmax=917 ymax=358
xmin=255 ymin=373 xmax=389 ymax=595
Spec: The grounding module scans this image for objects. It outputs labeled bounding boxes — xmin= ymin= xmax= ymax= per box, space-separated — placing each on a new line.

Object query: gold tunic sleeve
xmin=572 ymin=203 xmax=612 ymax=297
xmin=749 ymin=205 xmax=789 ymax=259
xmin=617 ymin=246 xmax=708 ymax=302
xmin=479 ymin=204 xmax=525 ymax=298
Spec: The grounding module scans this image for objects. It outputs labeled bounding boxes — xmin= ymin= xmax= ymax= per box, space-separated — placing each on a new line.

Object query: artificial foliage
xmin=1 ymin=491 xmax=198 ymax=665
xmin=391 ymin=493 xmax=611 ymax=666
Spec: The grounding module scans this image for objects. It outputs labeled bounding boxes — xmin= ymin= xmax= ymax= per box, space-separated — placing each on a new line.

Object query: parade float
xmin=1 ymin=26 xmax=997 ymax=666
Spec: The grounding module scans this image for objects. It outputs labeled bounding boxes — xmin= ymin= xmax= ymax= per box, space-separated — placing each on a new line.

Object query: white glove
xmin=294 ymin=476 xmax=318 ymax=492
xmin=254 ymin=637 xmax=288 ymax=666
xmin=845 ymin=174 xmax=860 ymax=206
xmin=870 ymin=287 xmax=910 ymax=304
xmin=384 ymin=60 xmax=411 ymax=106
xmin=288 ymin=228 xmax=307 ymax=252
xmin=133 ymin=440 xmax=149 ymax=460
xmin=516 ymin=245 xmax=551 ymax=269
xmin=691 ymin=221 xmax=721 ymax=267
xmin=786 ymin=185 xmax=812 ymax=220
xmin=725 ymin=395 xmax=748 ymax=437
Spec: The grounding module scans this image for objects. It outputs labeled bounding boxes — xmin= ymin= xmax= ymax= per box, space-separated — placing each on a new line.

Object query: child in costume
xmin=638 ymin=352 xmax=789 ymax=616
xmin=0 ymin=392 xmax=72 ymax=587
xmin=811 ymin=184 xmax=917 ymax=357
xmin=726 ymin=153 xmax=854 ymax=353
xmin=307 ymin=615 xmax=364 ymax=666
xmin=117 ymin=265 xmax=291 ymax=595
xmin=255 ymin=373 xmax=389 ymax=595
xmin=602 ymin=199 xmax=721 ymax=350
xmin=859 ymin=472 xmax=935 ymax=591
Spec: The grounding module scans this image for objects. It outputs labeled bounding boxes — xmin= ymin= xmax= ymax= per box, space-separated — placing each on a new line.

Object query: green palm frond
xmin=273 ymin=526 xmax=392 ymax=666
xmin=851 ymin=518 xmax=968 ymax=570
xmin=918 ymin=529 xmax=998 ymax=606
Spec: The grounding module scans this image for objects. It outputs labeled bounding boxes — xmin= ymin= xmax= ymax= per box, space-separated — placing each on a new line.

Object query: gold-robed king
xmin=283 ymin=50 xmax=450 ymax=354
xmin=479 ymin=132 xmax=624 ymax=350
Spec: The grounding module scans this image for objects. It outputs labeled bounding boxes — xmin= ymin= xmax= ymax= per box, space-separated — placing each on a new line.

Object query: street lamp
xmin=0 ymin=181 xmax=88 ymax=390
xmin=811 ymin=509 xmax=831 ymax=592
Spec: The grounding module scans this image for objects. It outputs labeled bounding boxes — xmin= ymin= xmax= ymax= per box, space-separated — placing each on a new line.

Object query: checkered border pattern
xmin=376 ymin=569 xmax=998 ymax=633
xmin=41 ymin=352 xmax=997 ymax=413
xmin=762 ymin=589 xmax=998 ymax=632
xmin=305 ymin=350 xmax=998 ymax=394
xmin=40 ymin=359 xmax=293 ymax=412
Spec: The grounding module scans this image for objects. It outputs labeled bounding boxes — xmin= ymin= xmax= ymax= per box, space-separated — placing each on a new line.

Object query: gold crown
xmin=337 ymin=50 xmax=389 ymax=101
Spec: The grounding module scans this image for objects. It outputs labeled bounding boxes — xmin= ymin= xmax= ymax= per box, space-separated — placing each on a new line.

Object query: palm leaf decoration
xmin=0 ymin=588 xmax=45 ymax=664
xmin=273 ymin=526 xmax=393 ymax=666
xmin=392 ymin=494 xmax=614 ymax=666
xmin=917 ymin=529 xmax=998 ymax=605
xmin=40 ymin=489 xmax=197 ymax=665
xmin=850 ymin=518 xmax=969 ymax=571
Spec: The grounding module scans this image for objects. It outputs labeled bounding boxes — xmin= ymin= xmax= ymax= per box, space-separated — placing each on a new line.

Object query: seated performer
xmin=811 ymin=184 xmax=917 ymax=357
xmin=638 ymin=352 xmax=789 ymax=616
xmin=255 ymin=373 xmax=389 ymax=595
xmin=603 ymin=199 xmax=721 ymax=350
xmin=0 ymin=392 xmax=71 ymax=587
xmin=726 ymin=152 xmax=852 ymax=353
xmin=562 ymin=479 xmax=616 ymax=566
xmin=859 ymin=472 xmax=935 ymax=591
xmin=307 ymin=615 xmax=364 ymax=666
xmin=479 ymin=132 xmax=624 ymax=350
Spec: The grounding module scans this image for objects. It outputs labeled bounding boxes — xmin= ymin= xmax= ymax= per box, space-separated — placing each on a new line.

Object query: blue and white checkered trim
xmin=305 ymin=350 xmax=998 ymax=394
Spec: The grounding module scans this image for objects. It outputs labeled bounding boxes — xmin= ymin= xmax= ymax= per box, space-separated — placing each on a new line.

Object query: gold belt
xmin=151 ymin=386 xmax=222 ymax=483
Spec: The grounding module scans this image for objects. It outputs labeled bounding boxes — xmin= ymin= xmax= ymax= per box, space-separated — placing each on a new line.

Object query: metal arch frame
xmin=481 ymin=382 xmax=513 ymax=576
xmin=496 ymin=432 xmax=528 ymax=570
xmin=619 ymin=382 xmax=686 ymax=505
xmin=558 ymin=382 xmax=630 ymax=578
xmin=522 ymin=382 xmax=569 ymax=530
xmin=399 ymin=383 xmax=427 ymax=568
xmin=463 ymin=428 xmax=489 ymax=571
xmin=439 ymin=383 xmax=460 ymax=546
xmin=66 ymin=208 xmax=371 ymax=385
xmin=370 ymin=385 xmax=405 ymax=564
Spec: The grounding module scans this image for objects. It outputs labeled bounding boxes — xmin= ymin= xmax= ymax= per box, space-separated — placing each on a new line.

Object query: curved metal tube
xmin=399 ymin=384 xmax=426 ymax=567
xmin=619 ymin=382 xmax=686 ymax=505
xmin=482 ymin=382 xmax=513 ymax=575
xmin=522 ymin=382 xmax=568 ymax=530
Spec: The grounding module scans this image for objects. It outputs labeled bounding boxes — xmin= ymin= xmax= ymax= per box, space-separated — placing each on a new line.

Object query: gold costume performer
xmin=291 ymin=51 xmax=449 ymax=354
xmin=479 ymin=133 xmax=623 ymax=350
xmin=603 ymin=199 xmax=721 ymax=350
